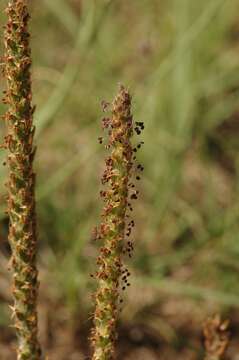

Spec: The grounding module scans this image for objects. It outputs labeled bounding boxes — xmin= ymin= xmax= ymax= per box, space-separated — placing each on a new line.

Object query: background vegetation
xmin=0 ymin=0 xmax=239 ymax=358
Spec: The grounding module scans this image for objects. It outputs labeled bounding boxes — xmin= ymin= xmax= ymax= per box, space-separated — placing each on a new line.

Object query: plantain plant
xmin=2 ymin=0 xmax=42 ymax=358
xmin=90 ymin=85 xmax=144 ymax=359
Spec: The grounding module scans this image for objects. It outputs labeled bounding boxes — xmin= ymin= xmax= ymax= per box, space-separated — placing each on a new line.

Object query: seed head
xmin=91 ymin=85 xmax=144 ymax=360
xmin=3 ymin=1 xmax=42 ymax=358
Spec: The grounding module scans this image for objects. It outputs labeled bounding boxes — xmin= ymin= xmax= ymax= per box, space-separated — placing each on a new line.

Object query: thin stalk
xmin=91 ymin=85 xmax=144 ymax=359
xmin=3 ymin=1 xmax=42 ymax=359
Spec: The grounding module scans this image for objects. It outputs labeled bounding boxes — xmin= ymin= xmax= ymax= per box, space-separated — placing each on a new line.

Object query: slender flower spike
xmin=203 ymin=315 xmax=229 ymax=360
xmin=3 ymin=1 xmax=42 ymax=359
xmin=91 ymin=85 xmax=144 ymax=360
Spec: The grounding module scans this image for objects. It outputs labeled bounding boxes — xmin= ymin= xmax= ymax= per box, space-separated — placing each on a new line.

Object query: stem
xmin=91 ymin=85 xmax=143 ymax=360
xmin=3 ymin=1 xmax=42 ymax=359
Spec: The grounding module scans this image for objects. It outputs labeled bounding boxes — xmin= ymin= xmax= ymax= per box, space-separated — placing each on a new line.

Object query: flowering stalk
xmin=203 ymin=315 xmax=229 ymax=360
xmin=91 ymin=85 xmax=144 ymax=360
xmin=3 ymin=1 xmax=42 ymax=358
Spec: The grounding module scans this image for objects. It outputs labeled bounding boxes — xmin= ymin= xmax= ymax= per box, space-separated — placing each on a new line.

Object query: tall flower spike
xmin=91 ymin=85 xmax=144 ymax=359
xmin=3 ymin=1 xmax=42 ymax=359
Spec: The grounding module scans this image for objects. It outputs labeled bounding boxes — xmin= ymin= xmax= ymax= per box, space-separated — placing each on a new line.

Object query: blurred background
xmin=0 ymin=0 xmax=239 ymax=359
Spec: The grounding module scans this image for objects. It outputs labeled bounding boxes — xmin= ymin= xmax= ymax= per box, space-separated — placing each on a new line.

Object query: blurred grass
xmin=0 ymin=0 xmax=239 ymax=334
